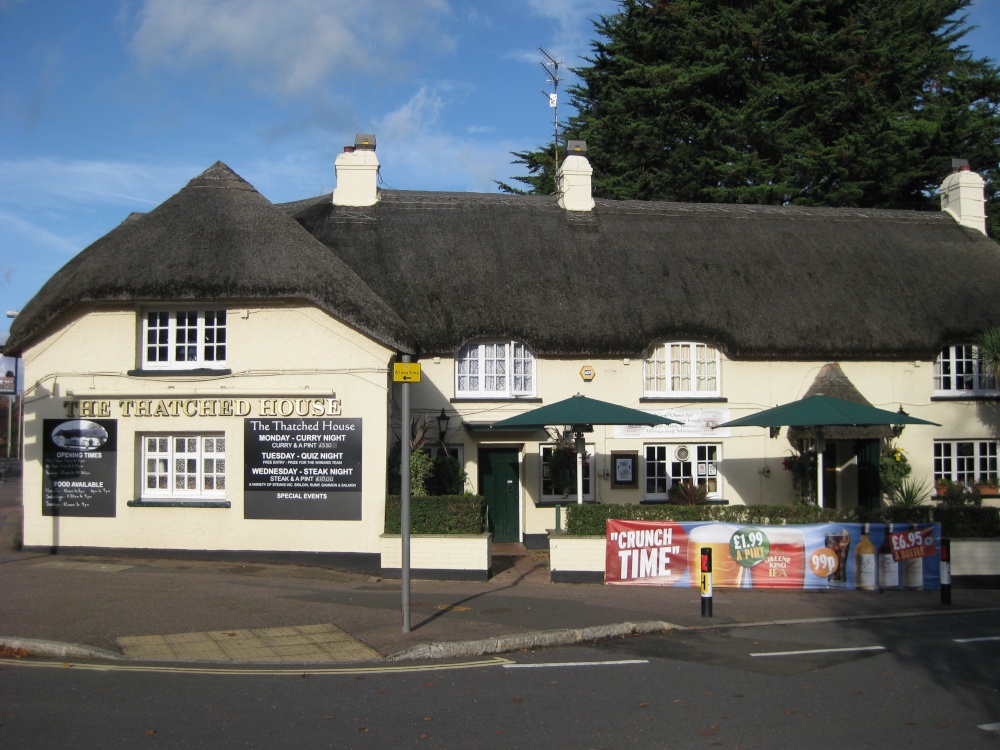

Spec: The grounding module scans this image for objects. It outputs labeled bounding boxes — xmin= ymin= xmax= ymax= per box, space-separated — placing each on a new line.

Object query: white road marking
xmin=750 ymin=645 xmax=885 ymax=658
xmin=978 ymin=722 xmax=1000 ymax=734
xmin=504 ymin=660 xmax=648 ymax=669
xmin=953 ymin=636 xmax=1000 ymax=643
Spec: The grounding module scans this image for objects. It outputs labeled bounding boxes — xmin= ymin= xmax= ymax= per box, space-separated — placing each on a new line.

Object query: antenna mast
xmin=539 ymin=47 xmax=563 ymax=171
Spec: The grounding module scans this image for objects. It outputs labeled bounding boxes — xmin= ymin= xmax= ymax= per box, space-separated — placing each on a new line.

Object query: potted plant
xmin=668 ymin=481 xmax=709 ymax=505
xmin=974 ymin=475 xmax=999 ymax=496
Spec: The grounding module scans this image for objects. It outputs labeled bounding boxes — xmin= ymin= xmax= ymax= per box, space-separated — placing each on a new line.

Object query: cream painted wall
xmin=20 ymin=303 xmax=394 ymax=554
xmin=410 ymin=351 xmax=986 ymax=540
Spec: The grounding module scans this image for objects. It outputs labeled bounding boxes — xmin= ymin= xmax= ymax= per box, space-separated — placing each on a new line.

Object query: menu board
xmin=244 ymin=417 xmax=362 ymax=520
xmin=42 ymin=419 xmax=117 ymax=517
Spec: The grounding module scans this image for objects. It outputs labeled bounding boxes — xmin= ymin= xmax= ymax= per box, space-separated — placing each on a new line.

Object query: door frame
xmin=478 ymin=447 xmax=521 ymax=543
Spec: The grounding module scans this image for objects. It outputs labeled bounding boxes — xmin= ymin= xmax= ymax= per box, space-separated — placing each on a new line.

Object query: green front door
xmin=479 ymin=449 xmax=519 ymax=543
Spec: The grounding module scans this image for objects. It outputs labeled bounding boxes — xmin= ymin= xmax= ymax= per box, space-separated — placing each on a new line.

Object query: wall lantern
xmin=436 ymin=408 xmax=451 ymax=446
xmin=892 ymin=406 xmax=908 ymax=437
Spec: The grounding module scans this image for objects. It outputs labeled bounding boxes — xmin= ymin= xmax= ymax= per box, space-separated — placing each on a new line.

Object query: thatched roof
xmin=8 ymin=164 xmax=1000 ymax=361
xmin=787 ymin=363 xmax=894 ymax=442
xmin=291 ymin=189 xmax=1000 ymax=359
xmin=5 ymin=163 xmax=412 ymax=354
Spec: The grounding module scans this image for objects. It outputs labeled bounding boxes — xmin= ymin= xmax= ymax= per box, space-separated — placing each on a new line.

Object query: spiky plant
xmin=975 ymin=327 xmax=1000 ymax=386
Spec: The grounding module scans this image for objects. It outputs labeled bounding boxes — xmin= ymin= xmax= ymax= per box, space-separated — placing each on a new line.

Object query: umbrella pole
xmin=576 ymin=431 xmax=585 ymax=505
xmin=816 ymin=435 xmax=825 ymax=508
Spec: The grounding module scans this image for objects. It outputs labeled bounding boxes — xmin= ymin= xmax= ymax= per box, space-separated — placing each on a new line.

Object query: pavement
xmin=2 ymin=474 xmax=999 ymax=666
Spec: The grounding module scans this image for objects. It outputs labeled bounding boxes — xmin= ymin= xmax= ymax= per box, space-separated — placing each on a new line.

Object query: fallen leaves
xmin=0 ymin=645 xmax=29 ymax=659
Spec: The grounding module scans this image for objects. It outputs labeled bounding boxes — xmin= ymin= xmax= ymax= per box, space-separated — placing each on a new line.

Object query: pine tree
xmin=499 ymin=0 xmax=1000 ymax=236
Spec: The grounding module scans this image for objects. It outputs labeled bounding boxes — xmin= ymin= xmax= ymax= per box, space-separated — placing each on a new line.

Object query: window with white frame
xmin=934 ymin=345 xmax=998 ymax=396
xmin=143 ymin=309 xmax=227 ymax=369
xmin=644 ymin=443 xmax=720 ymax=500
xmin=934 ymin=440 xmax=998 ymax=484
xmin=455 ymin=340 xmax=535 ymax=398
xmin=141 ymin=434 xmax=226 ymax=499
xmin=540 ymin=443 xmax=594 ymax=500
xmin=643 ymin=342 xmax=720 ymax=397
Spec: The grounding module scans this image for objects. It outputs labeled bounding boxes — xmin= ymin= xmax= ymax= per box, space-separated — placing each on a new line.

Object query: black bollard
xmin=940 ymin=537 xmax=951 ymax=605
xmin=701 ymin=546 xmax=713 ymax=617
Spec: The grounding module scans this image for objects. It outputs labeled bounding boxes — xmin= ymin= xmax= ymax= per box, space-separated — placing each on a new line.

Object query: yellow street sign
xmin=393 ymin=363 xmax=422 ymax=383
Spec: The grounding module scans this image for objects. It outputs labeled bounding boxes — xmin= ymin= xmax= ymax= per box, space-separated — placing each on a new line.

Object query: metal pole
xmin=400 ymin=354 xmax=412 ymax=633
xmin=940 ymin=537 xmax=951 ymax=605
xmin=575 ymin=431 xmax=584 ymax=505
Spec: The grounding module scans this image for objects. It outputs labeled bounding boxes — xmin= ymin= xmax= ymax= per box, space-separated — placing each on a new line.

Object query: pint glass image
xmin=749 ymin=527 xmax=806 ymax=589
xmin=688 ymin=524 xmax=743 ymax=588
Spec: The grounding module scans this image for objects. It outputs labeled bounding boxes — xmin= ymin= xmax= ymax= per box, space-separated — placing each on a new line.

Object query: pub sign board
xmin=243 ymin=417 xmax=363 ymax=520
xmin=42 ymin=418 xmax=118 ymax=517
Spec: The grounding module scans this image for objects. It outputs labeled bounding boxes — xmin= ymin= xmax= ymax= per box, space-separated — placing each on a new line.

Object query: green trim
xmin=639 ymin=397 xmax=728 ymax=403
xmin=127 ymin=368 xmax=233 ymax=377
xmin=128 ymin=499 xmax=231 ymax=508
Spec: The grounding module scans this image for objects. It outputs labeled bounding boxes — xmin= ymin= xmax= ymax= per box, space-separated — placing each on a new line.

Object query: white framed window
xmin=934 ymin=345 xmax=998 ymax=396
xmin=143 ymin=309 xmax=227 ymax=369
xmin=455 ymin=340 xmax=535 ymax=398
xmin=644 ymin=443 xmax=720 ymax=500
xmin=644 ymin=342 xmax=720 ymax=397
xmin=142 ymin=434 xmax=227 ymax=500
xmin=934 ymin=440 xmax=998 ymax=484
xmin=540 ymin=443 xmax=594 ymax=501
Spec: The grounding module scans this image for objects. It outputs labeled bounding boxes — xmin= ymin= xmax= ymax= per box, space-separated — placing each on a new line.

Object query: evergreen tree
xmin=500 ymin=0 xmax=1000 ymax=236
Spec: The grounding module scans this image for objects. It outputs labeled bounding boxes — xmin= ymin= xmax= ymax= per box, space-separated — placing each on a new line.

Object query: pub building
xmin=5 ymin=136 xmax=999 ymax=571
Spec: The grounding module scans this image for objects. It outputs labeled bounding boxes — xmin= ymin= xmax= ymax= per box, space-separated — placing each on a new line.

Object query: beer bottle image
xmin=902 ymin=523 xmax=924 ymax=590
xmin=854 ymin=523 xmax=876 ymax=591
xmin=878 ymin=523 xmax=900 ymax=590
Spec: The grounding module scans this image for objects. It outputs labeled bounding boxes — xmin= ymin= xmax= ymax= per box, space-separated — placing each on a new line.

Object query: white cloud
xmin=374 ymin=85 xmax=525 ymax=192
xmin=0 ymin=157 xmax=197 ymax=211
xmin=128 ymin=0 xmax=454 ymax=95
xmin=0 ymin=211 xmax=79 ymax=255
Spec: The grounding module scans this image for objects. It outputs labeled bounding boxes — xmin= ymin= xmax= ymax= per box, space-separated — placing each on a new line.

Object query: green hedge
xmin=385 ymin=495 xmax=486 ymax=535
xmin=565 ymin=503 xmax=998 ymax=538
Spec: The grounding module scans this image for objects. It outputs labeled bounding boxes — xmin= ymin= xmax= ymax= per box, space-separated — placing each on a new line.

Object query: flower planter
xmin=380 ymin=533 xmax=491 ymax=581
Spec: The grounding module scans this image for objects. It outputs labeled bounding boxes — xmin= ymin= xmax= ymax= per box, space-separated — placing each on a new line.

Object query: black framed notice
xmin=42 ymin=419 xmax=118 ymax=517
xmin=244 ymin=417 xmax=363 ymax=520
xmin=612 ymin=451 xmax=639 ymax=489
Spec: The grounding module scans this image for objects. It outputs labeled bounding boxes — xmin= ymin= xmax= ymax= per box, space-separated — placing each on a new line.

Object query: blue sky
xmin=2 ymin=0 xmax=998 ymax=337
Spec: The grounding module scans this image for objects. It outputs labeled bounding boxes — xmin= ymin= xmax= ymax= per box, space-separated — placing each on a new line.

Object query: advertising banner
xmin=606 ymin=519 xmax=940 ymax=590
xmin=244 ymin=417 xmax=363 ymax=520
xmin=42 ymin=418 xmax=118 ymax=517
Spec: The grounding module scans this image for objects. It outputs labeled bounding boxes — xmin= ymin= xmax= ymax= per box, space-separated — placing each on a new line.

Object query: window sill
xmin=930 ymin=394 xmax=1000 ymax=402
xmin=451 ymin=397 xmax=542 ymax=403
xmin=128 ymin=368 xmax=232 ymax=377
xmin=639 ymin=397 xmax=727 ymax=403
xmin=128 ymin=499 xmax=231 ymax=508
xmin=536 ymin=498 xmax=597 ymax=506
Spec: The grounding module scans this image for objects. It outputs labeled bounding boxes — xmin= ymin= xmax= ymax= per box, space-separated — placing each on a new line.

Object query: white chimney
xmin=557 ymin=140 xmax=595 ymax=212
xmin=940 ymin=159 xmax=986 ymax=235
xmin=333 ymin=133 xmax=379 ymax=207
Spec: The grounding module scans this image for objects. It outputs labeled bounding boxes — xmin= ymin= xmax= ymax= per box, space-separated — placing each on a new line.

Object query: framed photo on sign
xmin=612 ymin=451 xmax=638 ymax=489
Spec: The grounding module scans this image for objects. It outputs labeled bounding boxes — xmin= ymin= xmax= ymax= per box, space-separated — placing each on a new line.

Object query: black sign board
xmin=42 ymin=419 xmax=118 ymax=517
xmin=244 ymin=417 xmax=363 ymax=520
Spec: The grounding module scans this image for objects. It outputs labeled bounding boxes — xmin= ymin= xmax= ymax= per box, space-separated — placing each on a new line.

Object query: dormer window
xmin=142 ymin=309 xmax=227 ymax=370
xmin=643 ymin=342 xmax=720 ymax=398
xmin=934 ymin=345 xmax=998 ymax=396
xmin=455 ymin=340 xmax=535 ymax=398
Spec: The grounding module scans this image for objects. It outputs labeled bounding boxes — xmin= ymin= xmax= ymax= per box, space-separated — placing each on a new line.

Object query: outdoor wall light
xmin=892 ymin=406 xmax=908 ymax=437
xmin=436 ymin=408 xmax=451 ymax=446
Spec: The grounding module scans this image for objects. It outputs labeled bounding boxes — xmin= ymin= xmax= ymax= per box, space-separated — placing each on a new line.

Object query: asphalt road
xmin=2 ymin=610 xmax=998 ymax=749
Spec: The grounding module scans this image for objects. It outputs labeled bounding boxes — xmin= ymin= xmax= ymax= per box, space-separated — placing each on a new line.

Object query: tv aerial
xmin=539 ymin=47 xmax=563 ymax=166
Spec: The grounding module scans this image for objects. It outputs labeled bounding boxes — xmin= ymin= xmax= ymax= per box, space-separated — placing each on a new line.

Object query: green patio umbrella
xmin=715 ymin=394 xmax=938 ymax=507
xmin=491 ymin=394 xmax=681 ymax=504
